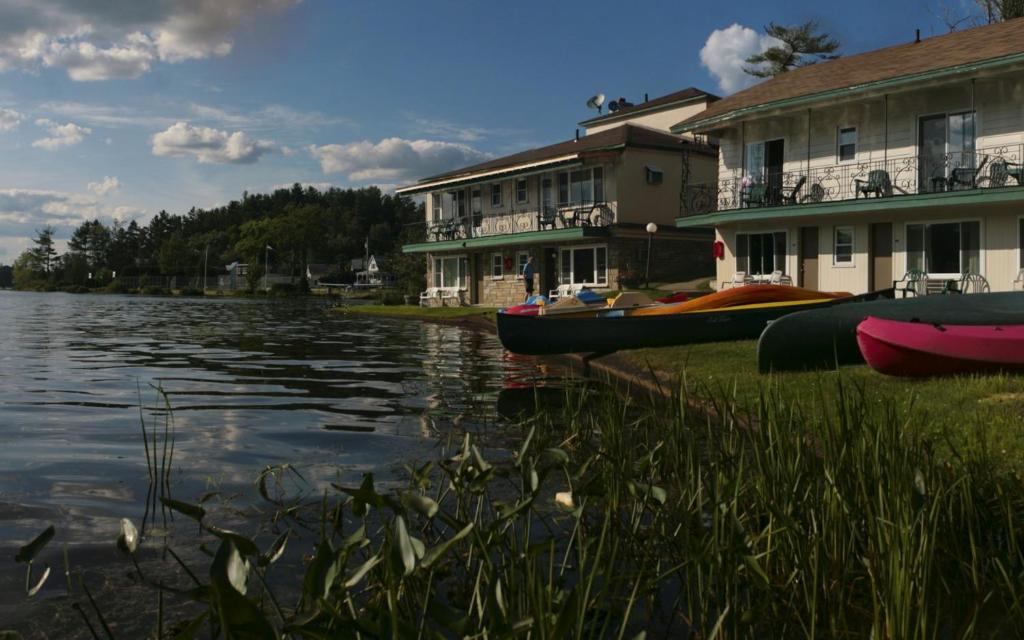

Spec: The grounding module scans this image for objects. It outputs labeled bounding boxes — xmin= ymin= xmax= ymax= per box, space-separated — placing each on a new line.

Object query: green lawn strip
xmin=624 ymin=340 xmax=1024 ymax=471
xmin=338 ymin=304 xmax=499 ymax=322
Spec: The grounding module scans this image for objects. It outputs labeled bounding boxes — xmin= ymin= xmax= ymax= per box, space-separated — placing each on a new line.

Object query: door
xmin=542 ymin=247 xmax=557 ymax=296
xmin=918 ymin=115 xmax=946 ymax=193
xmin=471 ymin=253 xmax=483 ymax=304
xmin=799 ymin=226 xmax=819 ymax=290
xmin=765 ymin=139 xmax=785 ymax=204
xmin=869 ymin=223 xmax=893 ymax=292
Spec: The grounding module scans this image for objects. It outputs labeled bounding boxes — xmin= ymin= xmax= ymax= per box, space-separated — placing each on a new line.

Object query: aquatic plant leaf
xmin=332 ymin=473 xmax=384 ymax=516
xmin=342 ymin=525 xmax=367 ymax=550
xmin=206 ymin=526 xmax=260 ymax=557
xmin=210 ymin=539 xmax=249 ymax=596
xmin=515 ymin=426 xmax=535 ymax=467
xmin=117 ymin=518 xmax=139 ymax=555
xmin=0 ymin=632 xmax=24 ymax=640
xmin=27 ymin=565 xmax=50 ymax=597
xmin=258 ymin=530 xmax=289 ymax=567
xmin=160 ymin=498 xmax=205 ymax=522
xmin=420 ymin=522 xmax=474 ymax=569
xmin=402 ymin=493 xmax=439 ymax=519
xmin=302 ymin=540 xmax=334 ymax=601
xmin=471 ymin=445 xmax=492 ymax=473
xmin=394 ymin=516 xmax=416 ymax=575
xmin=15 ymin=525 xmax=54 ymax=564
xmin=410 ymin=536 xmax=425 ymax=560
xmin=541 ymin=448 xmax=570 ymax=467
xmin=214 ymin=579 xmax=276 ymax=640
xmin=426 ymin=600 xmax=469 ymax=635
xmin=343 ymin=554 xmax=381 ymax=589
xmin=171 ymin=610 xmax=209 ymax=639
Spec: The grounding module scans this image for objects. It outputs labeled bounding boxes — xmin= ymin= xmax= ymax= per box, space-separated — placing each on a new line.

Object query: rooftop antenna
xmin=586 ymin=93 xmax=606 ymax=114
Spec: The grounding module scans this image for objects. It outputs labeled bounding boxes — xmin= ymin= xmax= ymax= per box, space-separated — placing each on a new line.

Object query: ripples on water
xmin=0 ymin=291 xmax=567 ymax=550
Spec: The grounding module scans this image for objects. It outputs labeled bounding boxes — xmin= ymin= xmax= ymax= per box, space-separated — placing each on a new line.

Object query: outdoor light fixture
xmin=645 ymin=222 xmax=658 ymax=288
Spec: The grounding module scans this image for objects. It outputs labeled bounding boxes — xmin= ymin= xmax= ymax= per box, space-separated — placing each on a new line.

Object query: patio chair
xmin=549 ymin=283 xmax=585 ymax=301
xmin=801 ymin=183 xmax=826 ymax=204
xmin=779 ymin=176 xmax=807 ymax=206
xmin=441 ymin=288 xmax=464 ymax=306
xmin=1014 ymin=268 xmax=1024 ymax=290
xmin=854 ymin=170 xmax=893 ymax=198
xmin=418 ymin=287 xmax=441 ymax=307
xmin=741 ymin=183 xmax=767 ymax=208
xmin=989 ymin=160 xmax=1024 ymax=188
xmin=949 ymin=156 xmax=989 ymax=190
xmin=538 ymin=206 xmax=558 ymax=230
xmin=720 ymin=271 xmax=752 ymax=289
xmin=893 ymin=269 xmax=927 ymax=298
xmin=957 ymin=272 xmax=990 ymax=295
xmin=768 ymin=270 xmax=793 ymax=285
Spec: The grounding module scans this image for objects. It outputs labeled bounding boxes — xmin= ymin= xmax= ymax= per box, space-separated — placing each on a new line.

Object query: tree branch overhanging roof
xmin=673 ymin=17 xmax=1024 ymax=134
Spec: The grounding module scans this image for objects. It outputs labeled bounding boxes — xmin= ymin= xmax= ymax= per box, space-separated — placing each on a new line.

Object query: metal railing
xmin=681 ymin=144 xmax=1024 ymax=216
xmin=424 ymin=201 xmax=616 ymax=242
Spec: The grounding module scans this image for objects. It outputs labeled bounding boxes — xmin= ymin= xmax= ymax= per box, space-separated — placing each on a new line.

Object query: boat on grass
xmin=857 ymin=316 xmax=1024 ymax=377
xmin=756 ymin=290 xmax=1024 ymax=372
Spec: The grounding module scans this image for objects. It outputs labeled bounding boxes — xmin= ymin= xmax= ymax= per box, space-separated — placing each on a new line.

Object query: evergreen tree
xmin=744 ymin=21 xmax=840 ymax=78
xmin=31 ymin=226 xmax=58 ymax=274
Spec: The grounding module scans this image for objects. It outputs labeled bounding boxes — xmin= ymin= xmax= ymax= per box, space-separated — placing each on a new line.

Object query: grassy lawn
xmin=624 ymin=340 xmax=1024 ymax=471
xmin=338 ymin=304 xmax=499 ymax=322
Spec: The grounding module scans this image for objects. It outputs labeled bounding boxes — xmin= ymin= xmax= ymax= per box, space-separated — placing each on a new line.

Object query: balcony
xmin=681 ymin=144 xmax=1024 ymax=217
xmin=426 ymin=202 xmax=616 ymax=242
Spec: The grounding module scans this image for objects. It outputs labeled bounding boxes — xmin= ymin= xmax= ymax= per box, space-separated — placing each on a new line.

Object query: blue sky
xmin=0 ymin=0 xmax=969 ymax=262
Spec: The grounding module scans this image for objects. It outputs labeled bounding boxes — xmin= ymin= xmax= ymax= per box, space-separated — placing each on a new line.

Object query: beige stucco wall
xmin=585 ymin=100 xmax=711 ymax=135
xmin=713 ymin=201 xmax=1024 ymax=294
xmin=615 ymin=147 xmax=717 ymax=227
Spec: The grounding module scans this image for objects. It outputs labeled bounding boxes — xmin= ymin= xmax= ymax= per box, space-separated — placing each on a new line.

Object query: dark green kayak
xmin=757 ymin=291 xmax=1024 ymax=372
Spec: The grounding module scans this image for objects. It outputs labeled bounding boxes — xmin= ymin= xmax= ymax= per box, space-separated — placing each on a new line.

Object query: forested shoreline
xmin=2 ymin=184 xmax=426 ymax=294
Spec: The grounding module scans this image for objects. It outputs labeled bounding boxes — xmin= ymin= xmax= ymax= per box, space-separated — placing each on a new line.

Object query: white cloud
xmin=151 ymin=121 xmax=278 ymax=164
xmin=699 ymin=24 xmax=781 ymax=94
xmin=0 ymin=1 xmax=299 ymax=81
xmin=38 ymin=101 xmax=176 ymax=129
xmin=87 ymin=176 xmax=120 ymax=197
xmin=405 ymin=114 xmax=521 ymax=143
xmin=0 ymin=107 xmax=23 ymax=132
xmin=32 ymin=118 xmax=92 ymax=149
xmin=308 ymin=138 xmax=491 ymax=184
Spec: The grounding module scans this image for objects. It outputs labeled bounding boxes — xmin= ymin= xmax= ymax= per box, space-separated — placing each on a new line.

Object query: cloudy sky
xmin=0 ymin=0 xmax=958 ymax=262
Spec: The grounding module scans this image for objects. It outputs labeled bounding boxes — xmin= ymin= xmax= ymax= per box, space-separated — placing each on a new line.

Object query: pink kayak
xmin=856 ymin=316 xmax=1024 ymax=377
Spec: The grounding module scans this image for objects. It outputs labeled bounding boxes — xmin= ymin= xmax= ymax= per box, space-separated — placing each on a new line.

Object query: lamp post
xmin=644 ymin=222 xmax=658 ymax=288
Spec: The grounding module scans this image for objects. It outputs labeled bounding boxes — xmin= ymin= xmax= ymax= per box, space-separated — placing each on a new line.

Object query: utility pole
xmin=264 ymin=244 xmax=274 ymax=292
xmin=203 ymin=244 xmax=209 ymax=291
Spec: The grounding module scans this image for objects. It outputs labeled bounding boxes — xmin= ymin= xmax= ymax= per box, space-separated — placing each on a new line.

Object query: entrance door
xmin=542 ymin=247 xmax=557 ymax=296
xmin=918 ymin=115 xmax=946 ymax=193
xmin=799 ymin=226 xmax=819 ymax=290
xmin=765 ymin=139 xmax=785 ymax=205
xmin=869 ymin=223 xmax=893 ymax=292
xmin=471 ymin=253 xmax=483 ymax=304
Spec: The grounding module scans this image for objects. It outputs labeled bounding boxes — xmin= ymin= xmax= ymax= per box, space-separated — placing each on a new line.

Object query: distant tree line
xmin=10 ymin=184 xmax=427 ymax=294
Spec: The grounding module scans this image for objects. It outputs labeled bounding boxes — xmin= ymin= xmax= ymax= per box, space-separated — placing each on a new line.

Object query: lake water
xmin=0 ymin=292 xmax=566 ymax=604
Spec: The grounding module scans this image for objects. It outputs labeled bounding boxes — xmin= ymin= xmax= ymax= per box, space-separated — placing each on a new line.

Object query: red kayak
xmin=856 ymin=316 xmax=1024 ymax=377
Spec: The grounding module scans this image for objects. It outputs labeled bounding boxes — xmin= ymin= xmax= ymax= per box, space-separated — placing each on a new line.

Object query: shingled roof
xmin=396 ymin=124 xmax=716 ymax=194
xmin=675 ymin=17 xmax=1024 ymax=132
xmin=578 ymin=87 xmax=718 ymax=127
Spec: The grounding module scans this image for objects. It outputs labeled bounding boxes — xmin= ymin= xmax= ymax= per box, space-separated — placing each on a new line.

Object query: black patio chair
xmin=949 ymin=156 xmax=988 ymax=190
xmin=854 ymin=170 xmax=893 ymax=198
xmin=538 ymin=206 xmax=558 ymax=230
xmin=779 ymin=176 xmax=807 ymax=206
xmin=741 ymin=183 xmax=766 ymax=208
xmin=801 ymin=183 xmax=826 ymax=204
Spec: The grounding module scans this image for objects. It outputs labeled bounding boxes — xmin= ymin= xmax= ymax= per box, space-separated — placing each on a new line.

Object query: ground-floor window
xmin=736 ymin=231 xmax=786 ymax=275
xmin=433 ymin=255 xmax=469 ymax=289
xmin=906 ymin=221 xmax=980 ymax=276
xmin=559 ymin=245 xmax=607 ymax=285
xmin=516 ymin=251 xmax=529 ymax=279
xmin=491 ymin=253 xmax=503 ymax=278
xmin=833 ymin=226 xmax=854 ymax=265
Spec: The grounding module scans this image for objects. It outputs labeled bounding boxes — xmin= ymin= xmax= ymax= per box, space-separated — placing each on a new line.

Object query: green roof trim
xmin=675 ymin=186 xmax=1024 ymax=227
xmin=672 ymin=51 xmax=1024 ymax=134
xmin=402 ymin=226 xmax=609 ymax=253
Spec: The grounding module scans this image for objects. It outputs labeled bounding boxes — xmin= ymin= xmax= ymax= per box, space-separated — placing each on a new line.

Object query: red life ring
xmin=504 ymin=256 xmax=513 ymax=270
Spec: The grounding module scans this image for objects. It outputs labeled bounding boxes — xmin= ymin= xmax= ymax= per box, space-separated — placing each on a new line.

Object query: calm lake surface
xmin=0 ymin=291 xmax=565 ymax=554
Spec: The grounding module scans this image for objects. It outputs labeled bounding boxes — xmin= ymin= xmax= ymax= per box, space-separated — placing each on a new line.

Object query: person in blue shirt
xmin=522 ymin=255 xmax=535 ymax=302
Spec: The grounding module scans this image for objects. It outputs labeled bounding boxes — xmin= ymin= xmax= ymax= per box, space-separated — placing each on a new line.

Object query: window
xmin=490 ymin=184 xmax=502 ymax=207
xmin=838 ymin=127 xmax=857 ymax=162
xmin=559 ymin=245 xmax=608 ymax=285
xmin=515 ymin=179 xmax=528 ymax=203
xmin=906 ymin=221 xmax=980 ymax=276
xmin=491 ymin=253 xmax=503 ymax=278
xmin=645 ymin=166 xmax=663 ymax=185
xmin=557 ymin=167 xmax=604 ymax=205
xmin=516 ymin=251 xmax=529 ymax=279
xmin=431 ymin=194 xmax=441 ymax=221
xmin=834 ymin=226 xmax=854 ymax=265
xmin=736 ymin=232 xmax=787 ymax=275
xmin=471 ymin=188 xmax=481 ymax=215
xmin=745 ymin=141 xmax=766 ymax=182
xmin=433 ymin=255 xmax=469 ymax=289
xmin=948 ymin=112 xmax=976 ymax=168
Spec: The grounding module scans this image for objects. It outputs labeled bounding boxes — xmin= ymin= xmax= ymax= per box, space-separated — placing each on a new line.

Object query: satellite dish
xmin=607 ymin=100 xmax=620 ymax=113
xmin=586 ymin=93 xmax=605 ymax=114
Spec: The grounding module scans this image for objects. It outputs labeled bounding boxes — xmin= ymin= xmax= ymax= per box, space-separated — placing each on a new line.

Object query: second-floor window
xmin=431 ymin=195 xmax=442 ymax=221
xmin=557 ymin=167 xmax=604 ymax=205
xmin=838 ymin=127 xmax=857 ymax=162
xmin=515 ymin=179 xmax=528 ymax=203
xmin=490 ymin=184 xmax=502 ymax=207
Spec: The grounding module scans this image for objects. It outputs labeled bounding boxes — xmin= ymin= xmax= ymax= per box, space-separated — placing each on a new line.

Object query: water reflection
xmin=0 ymin=291 xmax=568 ymax=548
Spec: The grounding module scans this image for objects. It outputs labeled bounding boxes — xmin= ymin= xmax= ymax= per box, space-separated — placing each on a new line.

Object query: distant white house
xmin=354 ymin=255 xmax=393 ymax=287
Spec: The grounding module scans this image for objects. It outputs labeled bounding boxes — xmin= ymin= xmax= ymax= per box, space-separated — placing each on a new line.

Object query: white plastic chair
xmin=418 ymin=287 xmax=440 ymax=307
xmin=1014 ymin=269 xmax=1024 ymax=291
xmin=768 ymin=270 xmax=793 ymax=285
xmin=720 ymin=271 xmax=751 ymax=289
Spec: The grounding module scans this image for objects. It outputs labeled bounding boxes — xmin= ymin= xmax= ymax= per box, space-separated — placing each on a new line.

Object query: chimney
xmin=575 ymin=128 xmax=579 ymax=142
xmin=915 ymin=29 xmax=921 ymax=43
xmin=644 ymin=93 xmax=649 ymax=102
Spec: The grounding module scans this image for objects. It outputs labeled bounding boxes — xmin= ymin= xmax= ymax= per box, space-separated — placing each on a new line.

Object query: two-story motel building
xmin=398 ymin=88 xmax=720 ymax=307
xmin=674 ymin=18 xmax=1024 ymax=294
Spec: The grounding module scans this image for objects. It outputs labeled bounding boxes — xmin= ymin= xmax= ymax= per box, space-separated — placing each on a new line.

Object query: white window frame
xmin=837 ymin=126 xmax=857 ymax=164
xmin=735 ymin=230 xmax=788 ymax=277
xmin=833 ymin=226 xmax=855 ymax=267
xmin=515 ymin=251 xmax=529 ymax=280
xmin=903 ymin=218 xmax=983 ymax=280
xmin=433 ymin=255 xmax=470 ymax=290
xmin=490 ymin=183 xmax=502 ymax=207
xmin=558 ymin=244 xmax=608 ymax=286
xmin=515 ymin=178 xmax=528 ymax=204
xmin=431 ymin=193 xmax=442 ymax=221
xmin=491 ymin=252 xmax=504 ymax=279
